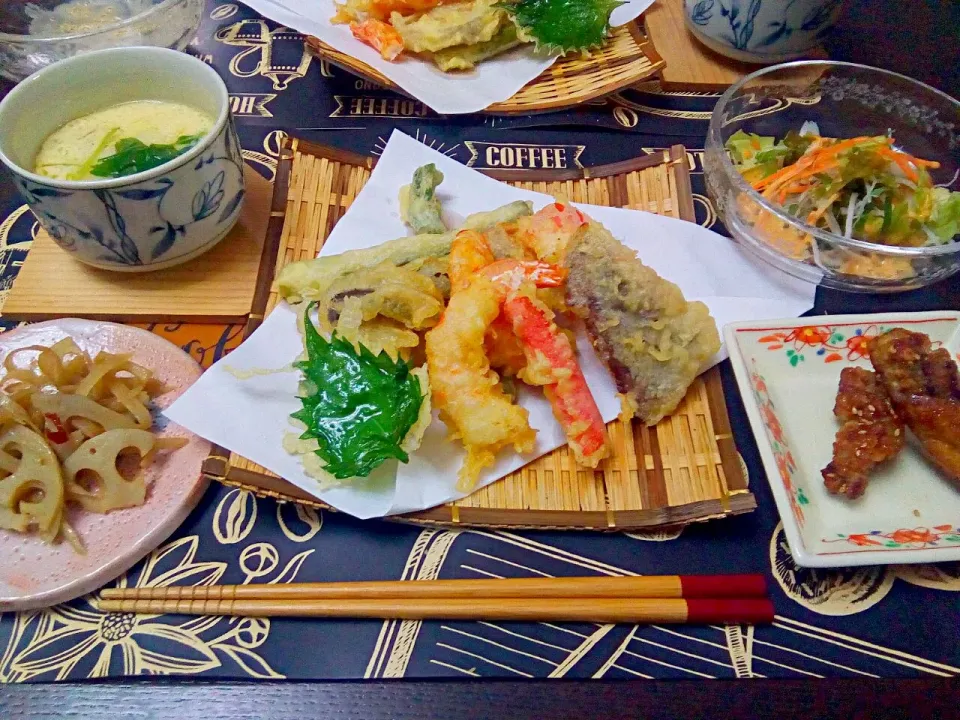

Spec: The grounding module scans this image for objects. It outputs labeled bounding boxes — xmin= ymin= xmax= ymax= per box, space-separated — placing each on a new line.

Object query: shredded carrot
xmin=780 ymin=181 xmax=814 ymax=197
xmin=877 ymin=147 xmax=919 ymax=182
xmin=755 ymin=160 xmax=813 ymax=191
xmin=761 ymin=160 xmax=835 ymax=196
xmin=753 ymin=136 xmax=890 ymax=192
xmin=806 ymin=191 xmax=842 ymax=225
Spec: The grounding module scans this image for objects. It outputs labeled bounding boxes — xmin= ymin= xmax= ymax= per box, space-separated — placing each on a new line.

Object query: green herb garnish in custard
xmin=291 ymin=305 xmax=424 ymax=479
xmin=89 ymin=133 xmax=204 ymax=178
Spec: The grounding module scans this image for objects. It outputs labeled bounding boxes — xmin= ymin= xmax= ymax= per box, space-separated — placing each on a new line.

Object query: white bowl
xmin=0 ymin=46 xmax=245 ymax=272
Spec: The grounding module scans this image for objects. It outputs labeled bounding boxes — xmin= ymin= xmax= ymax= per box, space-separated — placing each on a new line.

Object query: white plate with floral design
xmin=725 ymin=311 xmax=960 ymax=568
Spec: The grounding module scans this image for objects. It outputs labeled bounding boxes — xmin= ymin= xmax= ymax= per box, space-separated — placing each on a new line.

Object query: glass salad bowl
xmin=0 ymin=0 xmax=202 ymax=83
xmin=705 ymin=61 xmax=960 ymax=293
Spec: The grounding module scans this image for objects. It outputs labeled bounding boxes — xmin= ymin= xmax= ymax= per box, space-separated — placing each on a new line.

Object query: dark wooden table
xmin=1 ymin=677 xmax=959 ymax=718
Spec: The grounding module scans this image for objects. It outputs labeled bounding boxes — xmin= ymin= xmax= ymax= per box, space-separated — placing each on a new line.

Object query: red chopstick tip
xmin=679 ymin=574 xmax=768 ymax=598
xmin=685 ymin=598 xmax=775 ymax=625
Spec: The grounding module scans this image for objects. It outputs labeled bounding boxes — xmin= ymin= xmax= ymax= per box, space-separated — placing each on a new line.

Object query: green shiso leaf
xmin=502 ymin=0 xmax=625 ymax=55
xmin=291 ymin=304 xmax=423 ymax=479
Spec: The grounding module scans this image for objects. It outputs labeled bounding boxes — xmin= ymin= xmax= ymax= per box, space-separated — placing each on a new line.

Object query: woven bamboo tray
xmin=201 ymin=139 xmax=756 ymax=530
xmin=306 ymin=22 xmax=664 ymax=114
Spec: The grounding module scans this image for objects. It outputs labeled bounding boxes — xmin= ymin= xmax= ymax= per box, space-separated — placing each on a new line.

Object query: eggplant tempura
xmin=563 ymin=223 xmax=721 ymax=426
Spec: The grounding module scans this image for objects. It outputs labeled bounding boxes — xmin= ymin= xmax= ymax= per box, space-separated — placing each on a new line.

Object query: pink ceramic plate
xmin=0 ymin=319 xmax=210 ymax=611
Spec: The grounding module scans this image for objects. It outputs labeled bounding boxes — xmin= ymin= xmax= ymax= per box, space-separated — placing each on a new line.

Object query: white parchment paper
xmin=165 ymin=131 xmax=814 ymax=519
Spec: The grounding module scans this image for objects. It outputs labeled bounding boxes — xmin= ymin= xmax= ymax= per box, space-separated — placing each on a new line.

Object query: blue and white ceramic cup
xmin=0 ymin=46 xmax=245 ymax=272
xmin=684 ymin=0 xmax=843 ymax=64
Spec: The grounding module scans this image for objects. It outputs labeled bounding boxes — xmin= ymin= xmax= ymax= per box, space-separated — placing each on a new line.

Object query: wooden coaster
xmin=644 ymin=0 xmax=828 ymax=91
xmin=1 ymin=166 xmax=273 ymax=325
xmin=203 ymin=138 xmax=757 ymax=531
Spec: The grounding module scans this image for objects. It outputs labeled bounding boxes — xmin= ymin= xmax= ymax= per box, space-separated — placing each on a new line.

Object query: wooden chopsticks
xmin=99 ymin=574 xmax=767 ymax=601
xmin=97 ymin=574 xmax=774 ymax=625
xmin=96 ymin=596 xmax=774 ymax=624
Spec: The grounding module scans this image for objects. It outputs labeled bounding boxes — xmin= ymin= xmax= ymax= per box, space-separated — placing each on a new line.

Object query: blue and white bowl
xmin=684 ymin=0 xmax=843 ymax=64
xmin=0 ymin=46 xmax=244 ymax=272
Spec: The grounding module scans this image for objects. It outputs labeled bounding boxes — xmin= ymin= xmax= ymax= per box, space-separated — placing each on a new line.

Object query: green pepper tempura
xmin=726 ymin=123 xmax=960 ymax=248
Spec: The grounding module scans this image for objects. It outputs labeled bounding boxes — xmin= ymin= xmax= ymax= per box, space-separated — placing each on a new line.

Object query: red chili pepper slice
xmin=44 ymin=413 xmax=69 ymax=445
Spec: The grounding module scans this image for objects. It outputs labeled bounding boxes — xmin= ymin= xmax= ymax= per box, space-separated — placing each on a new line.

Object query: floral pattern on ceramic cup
xmin=684 ymin=0 xmax=842 ymax=62
xmin=14 ymin=118 xmax=245 ymax=270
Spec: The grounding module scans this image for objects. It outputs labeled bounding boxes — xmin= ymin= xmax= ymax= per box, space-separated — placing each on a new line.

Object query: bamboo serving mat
xmin=644 ymin=0 xmax=827 ymax=91
xmin=1 ymin=167 xmax=275 ymax=326
xmin=202 ymin=139 xmax=755 ymax=530
xmin=306 ymin=22 xmax=664 ymax=114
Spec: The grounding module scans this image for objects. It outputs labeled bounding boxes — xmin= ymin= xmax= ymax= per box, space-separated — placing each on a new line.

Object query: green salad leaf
xmin=89 ymin=133 xmax=204 ymax=178
xmin=929 ymin=186 xmax=960 ymax=242
xmin=724 ymin=129 xmax=794 ymax=184
xmin=291 ymin=305 xmax=424 ymax=479
xmin=502 ymin=0 xmax=624 ymax=55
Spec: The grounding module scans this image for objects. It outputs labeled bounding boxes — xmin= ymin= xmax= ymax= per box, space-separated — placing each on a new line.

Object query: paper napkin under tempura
xmin=165 ymin=130 xmax=814 ymax=519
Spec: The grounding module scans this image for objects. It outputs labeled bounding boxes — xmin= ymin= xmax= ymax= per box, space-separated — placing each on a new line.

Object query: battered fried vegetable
xmin=504 ymin=0 xmax=623 ymax=54
xmin=404 ymin=255 xmax=452 ymax=298
xmin=319 ymin=264 xmax=444 ymax=330
xmin=333 ymin=0 xmax=451 ymax=23
xmin=428 ymin=23 xmax=521 ymax=71
xmin=564 ymin=222 xmax=721 ymax=426
xmin=277 ymin=200 xmax=533 ymax=303
xmin=316 ymin=263 xmax=444 ymax=359
xmin=391 ymin=0 xmax=505 ymax=53
xmin=292 ymin=306 xmax=426 ymax=479
xmin=400 ymin=164 xmax=447 ymax=234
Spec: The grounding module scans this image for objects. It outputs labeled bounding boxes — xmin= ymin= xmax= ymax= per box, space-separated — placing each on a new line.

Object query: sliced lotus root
xmin=63 ymin=428 xmax=156 ymax=513
xmin=32 ymin=392 xmax=136 ymax=461
xmin=32 ymin=392 xmax=136 ymax=432
xmin=0 ymin=425 xmax=65 ymax=541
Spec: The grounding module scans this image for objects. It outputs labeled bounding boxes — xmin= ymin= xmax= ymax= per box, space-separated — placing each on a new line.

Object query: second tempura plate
xmin=0 ymin=319 xmax=210 ymax=611
xmin=726 ymin=311 xmax=960 ymax=568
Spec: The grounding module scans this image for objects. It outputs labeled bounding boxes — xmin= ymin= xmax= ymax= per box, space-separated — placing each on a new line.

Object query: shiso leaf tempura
xmin=291 ymin=304 xmax=426 ymax=479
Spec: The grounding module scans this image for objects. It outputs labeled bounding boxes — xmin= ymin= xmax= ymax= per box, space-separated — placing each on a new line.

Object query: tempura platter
xmin=199 ymin=137 xmax=759 ymax=530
